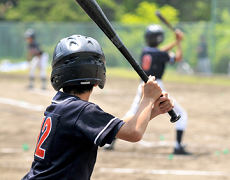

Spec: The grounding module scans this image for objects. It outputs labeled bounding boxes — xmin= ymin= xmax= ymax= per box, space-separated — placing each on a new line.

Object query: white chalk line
xmin=0 ymin=97 xmax=45 ymax=112
xmin=138 ymin=139 xmax=174 ymax=147
xmin=0 ymin=148 xmax=22 ymax=153
xmin=136 ymin=139 xmax=230 ymax=149
xmin=99 ymin=167 xmax=229 ymax=176
xmin=0 ymin=88 xmax=55 ymax=111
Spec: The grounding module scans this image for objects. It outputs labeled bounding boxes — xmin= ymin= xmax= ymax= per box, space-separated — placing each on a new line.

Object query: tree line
xmin=0 ymin=0 xmax=211 ymax=22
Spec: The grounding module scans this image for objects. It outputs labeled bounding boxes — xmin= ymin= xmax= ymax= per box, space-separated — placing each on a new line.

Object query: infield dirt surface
xmin=0 ymin=73 xmax=230 ymax=180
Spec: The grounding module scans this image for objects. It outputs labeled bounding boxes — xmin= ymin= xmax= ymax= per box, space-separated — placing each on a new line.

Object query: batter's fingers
xmin=160 ymin=100 xmax=170 ymax=109
xmin=175 ymin=29 xmax=184 ymax=41
xmin=165 ymin=98 xmax=174 ymax=112
xmin=161 ymin=91 xmax=169 ymax=98
xmin=160 ymin=97 xmax=174 ymax=111
xmin=175 ymin=29 xmax=184 ymax=35
xmin=147 ymin=75 xmax=156 ymax=82
xmin=161 ymin=102 xmax=174 ymax=112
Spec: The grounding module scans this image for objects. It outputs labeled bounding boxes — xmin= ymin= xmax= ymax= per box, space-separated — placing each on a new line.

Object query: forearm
xmin=117 ymin=98 xmax=154 ymax=142
xmin=175 ymin=42 xmax=183 ymax=62
xmin=160 ymin=41 xmax=177 ymax=51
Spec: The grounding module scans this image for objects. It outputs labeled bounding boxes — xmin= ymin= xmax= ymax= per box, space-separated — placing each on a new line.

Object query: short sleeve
xmin=166 ymin=51 xmax=176 ymax=64
xmin=75 ymin=103 xmax=124 ymax=147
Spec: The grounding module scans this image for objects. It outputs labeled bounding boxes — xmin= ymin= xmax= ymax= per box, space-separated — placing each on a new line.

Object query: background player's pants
xmin=29 ymin=52 xmax=49 ymax=89
xmin=198 ymin=57 xmax=212 ymax=76
xmin=123 ymin=79 xmax=187 ymax=131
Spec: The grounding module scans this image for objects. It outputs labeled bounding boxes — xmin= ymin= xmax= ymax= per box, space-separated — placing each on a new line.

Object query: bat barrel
xmin=117 ymin=44 xmax=149 ymax=83
xmin=155 ymin=10 xmax=175 ymax=32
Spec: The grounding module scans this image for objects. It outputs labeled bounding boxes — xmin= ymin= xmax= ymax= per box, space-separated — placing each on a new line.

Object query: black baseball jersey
xmin=22 ymin=91 xmax=124 ymax=180
xmin=140 ymin=46 xmax=175 ymax=79
xmin=28 ymin=41 xmax=43 ymax=56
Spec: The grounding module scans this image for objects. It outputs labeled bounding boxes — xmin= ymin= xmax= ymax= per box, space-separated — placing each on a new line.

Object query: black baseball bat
xmin=75 ymin=0 xmax=181 ymax=123
xmin=156 ymin=10 xmax=175 ymax=32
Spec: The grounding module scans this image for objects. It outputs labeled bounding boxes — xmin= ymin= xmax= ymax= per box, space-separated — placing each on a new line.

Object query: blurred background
xmin=0 ymin=0 xmax=230 ymax=76
xmin=0 ymin=1 xmax=230 ymax=179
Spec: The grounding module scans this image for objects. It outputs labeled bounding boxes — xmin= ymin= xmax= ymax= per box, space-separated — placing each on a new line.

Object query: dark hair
xmin=63 ymin=84 xmax=94 ymax=95
xmin=147 ymin=42 xmax=158 ymax=47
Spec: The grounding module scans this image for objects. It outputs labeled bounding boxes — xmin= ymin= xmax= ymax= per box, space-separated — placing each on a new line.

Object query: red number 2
xmin=35 ymin=117 xmax=52 ymax=159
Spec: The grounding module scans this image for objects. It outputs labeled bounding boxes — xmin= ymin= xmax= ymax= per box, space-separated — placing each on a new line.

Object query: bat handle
xmin=132 ymin=64 xmax=181 ymax=123
xmin=168 ymin=110 xmax=181 ymax=123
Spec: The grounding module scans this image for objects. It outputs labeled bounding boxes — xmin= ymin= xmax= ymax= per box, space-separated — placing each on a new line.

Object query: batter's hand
xmin=150 ymin=92 xmax=174 ymax=119
xmin=175 ymin=29 xmax=184 ymax=42
xmin=142 ymin=76 xmax=162 ymax=103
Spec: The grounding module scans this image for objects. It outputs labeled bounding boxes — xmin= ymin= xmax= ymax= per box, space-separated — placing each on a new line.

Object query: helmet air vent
xmin=69 ymin=41 xmax=79 ymax=51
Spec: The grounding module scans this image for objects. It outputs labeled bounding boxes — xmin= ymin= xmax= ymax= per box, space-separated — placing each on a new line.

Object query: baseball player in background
xmin=24 ymin=28 xmax=49 ymax=90
xmin=22 ymin=35 xmax=174 ymax=180
xmin=196 ymin=35 xmax=212 ymax=76
xmin=105 ymin=24 xmax=192 ymax=155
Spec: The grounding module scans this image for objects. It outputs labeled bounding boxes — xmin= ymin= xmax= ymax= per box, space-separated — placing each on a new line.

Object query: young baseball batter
xmin=25 ymin=28 xmax=49 ymax=90
xmin=106 ymin=24 xmax=192 ymax=155
xmin=22 ymin=35 xmax=174 ymax=180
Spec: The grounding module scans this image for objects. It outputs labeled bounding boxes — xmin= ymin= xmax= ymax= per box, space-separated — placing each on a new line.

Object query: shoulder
xmin=142 ymin=47 xmax=169 ymax=59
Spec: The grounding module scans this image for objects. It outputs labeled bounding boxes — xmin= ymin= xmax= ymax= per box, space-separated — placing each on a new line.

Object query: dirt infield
xmin=0 ymin=73 xmax=230 ymax=180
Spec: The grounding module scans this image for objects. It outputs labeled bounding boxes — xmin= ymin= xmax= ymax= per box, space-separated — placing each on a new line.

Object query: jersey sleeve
xmin=163 ymin=51 xmax=175 ymax=64
xmin=75 ymin=103 xmax=125 ymax=147
xmin=159 ymin=51 xmax=172 ymax=63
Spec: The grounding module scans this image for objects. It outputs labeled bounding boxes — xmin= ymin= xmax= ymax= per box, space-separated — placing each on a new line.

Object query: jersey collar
xmin=51 ymin=91 xmax=79 ymax=104
xmin=143 ymin=46 xmax=160 ymax=52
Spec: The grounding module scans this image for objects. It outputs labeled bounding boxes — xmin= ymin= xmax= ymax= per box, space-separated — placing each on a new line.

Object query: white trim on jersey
xmin=94 ymin=117 xmax=118 ymax=145
xmin=51 ymin=97 xmax=76 ymax=104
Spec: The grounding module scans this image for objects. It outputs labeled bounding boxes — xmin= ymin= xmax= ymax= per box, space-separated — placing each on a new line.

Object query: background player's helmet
xmin=51 ymin=35 xmax=106 ymax=91
xmin=24 ymin=28 xmax=35 ymax=39
xmin=144 ymin=24 xmax=164 ymax=47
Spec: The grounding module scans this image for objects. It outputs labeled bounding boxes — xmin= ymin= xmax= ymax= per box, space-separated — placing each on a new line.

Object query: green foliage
xmin=215 ymin=53 xmax=230 ymax=74
xmin=154 ymin=0 xmax=211 ymax=22
xmin=120 ymin=1 xmax=179 ymax=25
xmin=0 ymin=0 xmax=212 ymax=22
xmin=5 ymin=0 xmax=89 ymax=21
xmin=46 ymin=1 xmax=89 ymax=22
xmin=190 ymin=0 xmax=211 ymax=21
xmin=193 ymin=1 xmax=210 ymax=20
xmin=211 ymin=8 xmax=230 ymax=73
xmin=6 ymin=1 xmax=54 ymax=21
xmin=219 ymin=8 xmax=230 ymax=23
xmin=4 ymin=0 xmax=118 ymax=22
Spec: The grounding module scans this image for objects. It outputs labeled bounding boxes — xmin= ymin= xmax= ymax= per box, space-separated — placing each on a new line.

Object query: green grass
xmin=107 ymin=67 xmax=230 ymax=86
xmin=1 ymin=67 xmax=230 ymax=87
xmin=107 ymin=67 xmax=139 ymax=79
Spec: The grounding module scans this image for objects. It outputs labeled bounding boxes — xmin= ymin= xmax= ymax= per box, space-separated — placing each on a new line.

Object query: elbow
xmin=175 ymin=56 xmax=182 ymax=62
xmin=129 ymin=130 xmax=143 ymax=142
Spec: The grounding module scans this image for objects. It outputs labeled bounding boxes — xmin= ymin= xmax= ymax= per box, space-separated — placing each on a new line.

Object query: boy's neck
xmin=70 ymin=91 xmax=92 ymax=101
